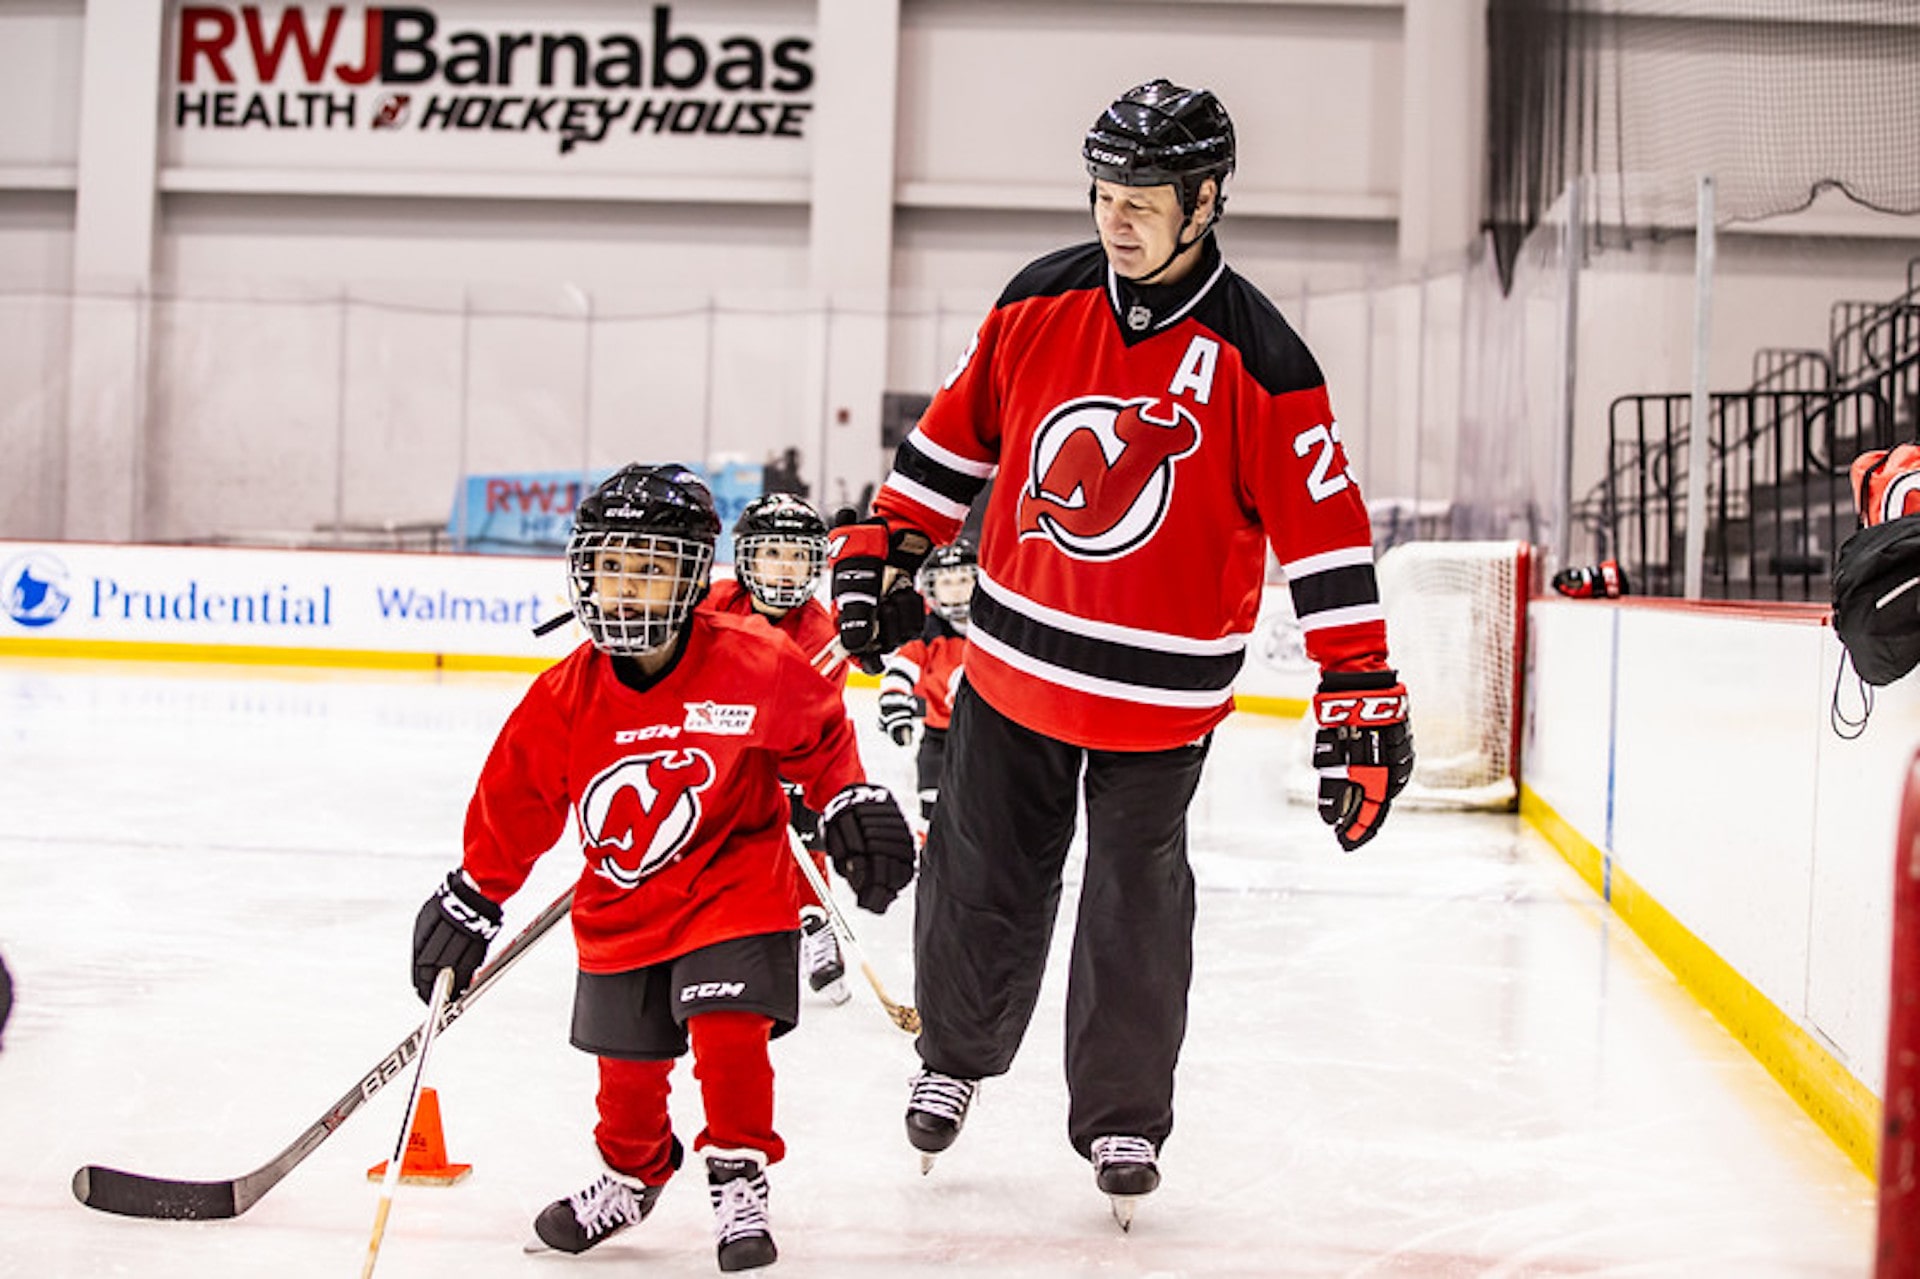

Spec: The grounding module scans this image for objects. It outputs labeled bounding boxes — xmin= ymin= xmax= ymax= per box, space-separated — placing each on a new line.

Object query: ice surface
xmin=0 ymin=660 xmax=1875 ymax=1277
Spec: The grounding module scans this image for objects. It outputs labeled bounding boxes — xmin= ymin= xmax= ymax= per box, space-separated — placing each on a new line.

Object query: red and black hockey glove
xmin=1312 ymin=670 xmax=1414 ymax=852
xmin=822 ymin=783 xmax=916 ymax=913
xmin=412 ymin=869 xmax=503 ymax=1002
xmin=830 ymin=517 xmax=932 ymax=674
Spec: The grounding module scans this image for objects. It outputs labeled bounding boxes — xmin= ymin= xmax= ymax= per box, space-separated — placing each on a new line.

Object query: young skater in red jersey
xmin=877 ymin=539 xmax=976 ymax=826
xmin=410 ymin=464 xmax=913 ymax=1272
xmin=701 ymin=491 xmax=854 ymax=1004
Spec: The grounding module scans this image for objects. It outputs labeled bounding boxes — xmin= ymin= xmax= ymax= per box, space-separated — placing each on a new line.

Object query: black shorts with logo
xmin=570 ymin=930 xmax=801 ymax=1061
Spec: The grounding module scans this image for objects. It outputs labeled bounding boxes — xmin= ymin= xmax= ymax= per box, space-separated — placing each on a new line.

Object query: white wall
xmin=1 ymin=1 xmax=1917 ymax=549
xmin=1523 ymin=597 xmax=1920 ymax=1097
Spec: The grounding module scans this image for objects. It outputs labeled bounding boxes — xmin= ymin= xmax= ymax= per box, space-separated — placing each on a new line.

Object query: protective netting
xmin=1286 ymin=541 xmax=1530 ymax=813
xmin=1486 ymin=0 xmax=1920 ymax=292
xmin=1376 ymin=540 xmax=1529 ymax=810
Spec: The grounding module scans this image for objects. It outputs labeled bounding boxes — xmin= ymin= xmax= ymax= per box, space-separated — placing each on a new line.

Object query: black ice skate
xmin=799 ymin=906 xmax=849 ymax=1005
xmin=1090 ymin=1135 xmax=1160 ymax=1231
xmin=905 ymin=1068 xmax=978 ymax=1174
xmin=524 ymin=1168 xmax=664 ymax=1254
xmin=706 ymin=1148 xmax=777 ymax=1272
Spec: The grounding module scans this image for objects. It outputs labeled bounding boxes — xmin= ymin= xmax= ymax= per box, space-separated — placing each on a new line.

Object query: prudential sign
xmin=167 ymin=4 xmax=815 ymax=168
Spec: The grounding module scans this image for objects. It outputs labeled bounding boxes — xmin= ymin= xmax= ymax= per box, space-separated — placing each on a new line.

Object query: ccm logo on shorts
xmin=681 ymin=980 xmax=746 ymax=1001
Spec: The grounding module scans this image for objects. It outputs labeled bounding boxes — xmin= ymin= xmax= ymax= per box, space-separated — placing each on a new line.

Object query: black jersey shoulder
xmin=995 ymin=242 xmax=1107 ymax=309
xmin=1191 ymin=268 xmax=1326 ymax=398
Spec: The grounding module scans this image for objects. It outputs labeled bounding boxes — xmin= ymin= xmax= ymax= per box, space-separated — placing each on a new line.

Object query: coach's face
xmin=1092 ymin=177 xmax=1216 ymax=284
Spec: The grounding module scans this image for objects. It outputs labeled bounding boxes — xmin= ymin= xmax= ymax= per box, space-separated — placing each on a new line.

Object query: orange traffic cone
xmin=366 ymin=1087 xmax=472 ymax=1186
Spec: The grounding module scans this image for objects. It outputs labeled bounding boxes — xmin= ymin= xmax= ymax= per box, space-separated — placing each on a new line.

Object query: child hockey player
xmin=702 ymin=491 xmax=853 ymax=1004
xmin=877 ymin=539 xmax=976 ymax=825
xmin=410 ymin=464 xmax=914 ymax=1272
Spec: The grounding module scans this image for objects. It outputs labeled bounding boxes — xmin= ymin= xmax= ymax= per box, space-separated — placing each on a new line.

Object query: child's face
xmin=592 ymin=547 xmax=684 ymax=615
xmin=750 ymin=540 xmax=816 ymax=591
xmin=928 ymin=566 xmax=975 ymax=607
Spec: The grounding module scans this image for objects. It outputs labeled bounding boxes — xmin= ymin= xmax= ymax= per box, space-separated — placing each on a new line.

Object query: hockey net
xmin=1336 ymin=537 xmax=1528 ymax=806
xmin=1283 ymin=540 xmax=1530 ymax=812
xmin=1374 ymin=540 xmax=1531 ymax=811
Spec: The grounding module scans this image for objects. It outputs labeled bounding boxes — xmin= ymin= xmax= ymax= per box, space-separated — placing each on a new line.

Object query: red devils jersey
xmin=873 ymin=238 xmax=1390 ymax=751
xmin=460 ymin=610 xmax=865 ymax=973
xmin=880 ymin=621 xmax=968 ymax=731
xmin=704 ymin=577 xmax=850 ymax=687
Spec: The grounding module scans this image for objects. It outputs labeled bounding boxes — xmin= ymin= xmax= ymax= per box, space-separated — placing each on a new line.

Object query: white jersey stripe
xmin=967 ymin=626 xmax=1236 ymax=711
xmin=976 ymin=570 xmax=1250 ymax=657
xmin=907 ymin=428 xmax=998 ymax=479
xmin=1280 ymin=545 xmax=1376 ymax=579
xmin=1297 ymin=601 xmax=1386 ymax=632
xmin=885 ymin=471 xmax=972 ymax=522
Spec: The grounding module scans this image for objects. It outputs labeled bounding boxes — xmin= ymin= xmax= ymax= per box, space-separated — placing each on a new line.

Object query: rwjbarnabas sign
xmin=167 ymin=3 xmax=815 ymax=171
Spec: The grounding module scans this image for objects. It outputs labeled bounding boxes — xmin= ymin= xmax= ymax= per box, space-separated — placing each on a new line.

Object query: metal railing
xmin=1573 ymin=259 xmax=1920 ymax=600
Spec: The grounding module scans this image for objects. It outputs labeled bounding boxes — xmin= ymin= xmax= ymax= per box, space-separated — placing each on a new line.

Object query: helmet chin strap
xmin=1117 ymin=205 xmax=1217 ymax=286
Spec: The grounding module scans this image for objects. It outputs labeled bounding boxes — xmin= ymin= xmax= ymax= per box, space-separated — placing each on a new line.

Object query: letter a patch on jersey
xmin=1016 ymin=396 xmax=1201 ymax=560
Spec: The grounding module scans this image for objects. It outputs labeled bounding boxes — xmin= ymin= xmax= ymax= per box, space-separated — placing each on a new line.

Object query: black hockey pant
xmin=913 ymin=683 xmax=1209 ymax=1159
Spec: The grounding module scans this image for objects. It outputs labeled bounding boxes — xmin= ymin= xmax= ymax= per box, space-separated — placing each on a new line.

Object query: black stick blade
xmin=72 ymin=1165 xmax=240 ymax=1220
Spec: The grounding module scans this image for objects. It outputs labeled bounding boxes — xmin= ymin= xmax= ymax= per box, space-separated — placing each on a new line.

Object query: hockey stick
xmin=786 ymin=827 xmax=920 ymax=1034
xmin=72 ymin=887 xmax=575 ymax=1221
xmin=360 ymin=965 xmax=453 ymax=1279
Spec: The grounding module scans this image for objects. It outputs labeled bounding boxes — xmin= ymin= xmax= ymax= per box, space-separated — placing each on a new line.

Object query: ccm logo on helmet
xmin=1317 ymin=694 xmax=1407 ymax=726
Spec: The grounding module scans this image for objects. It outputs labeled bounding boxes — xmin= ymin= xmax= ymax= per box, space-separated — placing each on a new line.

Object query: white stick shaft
xmin=786 ymin=827 xmax=916 ymax=1030
xmin=810 ymin=637 xmax=852 ymax=679
xmin=361 ymin=966 xmax=455 ymax=1279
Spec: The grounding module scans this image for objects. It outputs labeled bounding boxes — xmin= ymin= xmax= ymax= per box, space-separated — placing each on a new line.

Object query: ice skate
xmin=1090 ymin=1135 xmax=1160 ymax=1231
xmin=905 ymin=1068 xmax=978 ymax=1174
xmin=799 ymin=906 xmax=849 ymax=1005
xmin=524 ymin=1168 xmax=664 ymax=1254
xmin=706 ymin=1148 xmax=777 ymax=1272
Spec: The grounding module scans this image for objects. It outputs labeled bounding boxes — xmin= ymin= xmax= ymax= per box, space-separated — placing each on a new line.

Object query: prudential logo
xmin=2 ymin=552 xmax=73 ymax=628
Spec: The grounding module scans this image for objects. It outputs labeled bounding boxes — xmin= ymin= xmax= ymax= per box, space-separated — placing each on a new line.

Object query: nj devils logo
xmin=1016 ymin=396 xmax=1200 ymax=559
xmin=578 ymin=748 xmax=716 ymax=889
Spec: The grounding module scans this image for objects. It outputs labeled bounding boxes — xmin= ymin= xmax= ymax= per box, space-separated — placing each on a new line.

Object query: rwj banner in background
xmin=447 ymin=462 xmax=764 ymax=560
xmin=164 ymin=2 xmax=816 ymax=176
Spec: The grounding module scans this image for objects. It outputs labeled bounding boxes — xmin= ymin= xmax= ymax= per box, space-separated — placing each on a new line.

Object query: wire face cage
xmin=566 ymin=531 xmax=715 ymax=656
xmin=734 ymin=532 xmax=826 ymax=611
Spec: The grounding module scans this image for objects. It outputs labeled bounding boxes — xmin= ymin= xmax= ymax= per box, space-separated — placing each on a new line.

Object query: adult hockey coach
xmin=829 ymin=79 xmax=1414 ymax=1227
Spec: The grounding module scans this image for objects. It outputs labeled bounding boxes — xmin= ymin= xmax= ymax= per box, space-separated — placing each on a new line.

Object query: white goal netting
xmin=1380 ymin=541 xmax=1529 ymax=810
xmin=1285 ymin=540 xmax=1530 ymax=812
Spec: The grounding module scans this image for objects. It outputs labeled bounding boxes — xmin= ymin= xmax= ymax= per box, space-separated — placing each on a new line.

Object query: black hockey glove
xmin=877 ymin=688 xmax=923 ymax=746
xmin=830 ymin=517 xmax=932 ymax=674
xmin=412 ymin=869 xmax=503 ymax=1002
xmin=1312 ymin=670 xmax=1414 ymax=852
xmin=783 ymin=779 xmax=825 ymax=853
xmin=822 ymin=783 xmax=916 ymax=913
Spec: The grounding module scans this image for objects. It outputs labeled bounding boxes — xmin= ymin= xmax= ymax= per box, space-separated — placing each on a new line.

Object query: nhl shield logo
xmin=1015 ymin=396 xmax=1201 ymax=559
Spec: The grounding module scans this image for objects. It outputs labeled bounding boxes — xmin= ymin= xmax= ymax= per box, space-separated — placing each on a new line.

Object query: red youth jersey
xmin=872 ymin=238 xmax=1390 ymax=751
xmin=705 ymin=576 xmax=849 ymax=687
xmin=880 ymin=623 xmax=968 ymax=731
xmin=460 ymin=609 xmax=865 ymax=973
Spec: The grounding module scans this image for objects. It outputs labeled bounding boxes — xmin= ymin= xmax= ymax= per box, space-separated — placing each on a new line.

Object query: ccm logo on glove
xmin=822 ymin=782 xmax=916 ymax=913
xmin=1311 ymin=670 xmax=1414 ymax=853
xmin=1314 ymin=692 xmax=1409 ymax=726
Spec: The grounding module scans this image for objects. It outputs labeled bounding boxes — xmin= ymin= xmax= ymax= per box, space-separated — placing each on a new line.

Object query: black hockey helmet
xmin=566 ymin=463 xmax=720 ymax=656
xmin=1083 ymin=79 xmax=1235 ymax=218
xmin=916 ymin=538 xmax=978 ymax=629
xmin=732 ymin=491 xmax=829 ymax=612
